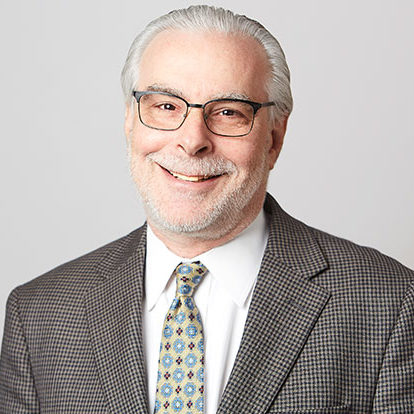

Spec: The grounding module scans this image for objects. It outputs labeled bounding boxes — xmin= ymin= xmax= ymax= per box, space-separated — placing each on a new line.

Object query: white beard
xmin=129 ymin=147 xmax=269 ymax=240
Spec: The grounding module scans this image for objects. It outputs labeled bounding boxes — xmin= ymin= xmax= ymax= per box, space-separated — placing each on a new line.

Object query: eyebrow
xmin=144 ymin=84 xmax=251 ymax=102
xmin=145 ymin=84 xmax=185 ymax=98
xmin=210 ymin=92 xmax=251 ymax=101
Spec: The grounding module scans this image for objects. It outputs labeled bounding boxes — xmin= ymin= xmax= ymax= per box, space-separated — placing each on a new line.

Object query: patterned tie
xmin=154 ymin=262 xmax=208 ymax=414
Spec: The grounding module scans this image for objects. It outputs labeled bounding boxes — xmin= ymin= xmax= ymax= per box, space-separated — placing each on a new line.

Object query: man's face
xmin=125 ymin=30 xmax=286 ymax=240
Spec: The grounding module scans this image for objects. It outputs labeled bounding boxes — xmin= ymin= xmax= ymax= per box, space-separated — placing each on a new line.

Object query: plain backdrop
xmin=1 ymin=0 xmax=413 ymax=340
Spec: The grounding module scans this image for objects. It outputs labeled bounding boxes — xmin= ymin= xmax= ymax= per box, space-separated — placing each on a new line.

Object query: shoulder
xmin=310 ymin=224 xmax=413 ymax=278
xmin=9 ymin=225 xmax=147 ymax=310
xmin=308 ymin=223 xmax=414 ymax=301
xmin=264 ymin=193 xmax=414 ymax=291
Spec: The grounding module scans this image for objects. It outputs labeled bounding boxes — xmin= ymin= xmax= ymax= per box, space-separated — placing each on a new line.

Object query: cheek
xmin=129 ymin=123 xmax=166 ymax=157
xmin=235 ymin=142 xmax=267 ymax=171
xmin=216 ymin=140 xmax=254 ymax=166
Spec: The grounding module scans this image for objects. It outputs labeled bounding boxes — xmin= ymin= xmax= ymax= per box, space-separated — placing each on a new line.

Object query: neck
xmin=148 ymin=203 xmax=263 ymax=258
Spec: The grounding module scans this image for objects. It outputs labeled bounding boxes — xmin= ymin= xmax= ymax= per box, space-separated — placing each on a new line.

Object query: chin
xmin=145 ymin=203 xmax=220 ymax=238
xmin=142 ymin=194 xmax=244 ymax=241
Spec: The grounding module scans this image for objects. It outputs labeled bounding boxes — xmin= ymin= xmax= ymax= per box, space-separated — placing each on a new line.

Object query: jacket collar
xmin=263 ymin=193 xmax=328 ymax=279
xmin=85 ymin=226 xmax=149 ymax=413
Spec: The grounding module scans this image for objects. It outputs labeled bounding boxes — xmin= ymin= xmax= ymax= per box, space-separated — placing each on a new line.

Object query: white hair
xmin=121 ymin=5 xmax=293 ymax=121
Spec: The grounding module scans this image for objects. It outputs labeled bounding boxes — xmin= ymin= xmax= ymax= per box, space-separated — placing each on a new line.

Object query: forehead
xmin=138 ymin=29 xmax=271 ymax=101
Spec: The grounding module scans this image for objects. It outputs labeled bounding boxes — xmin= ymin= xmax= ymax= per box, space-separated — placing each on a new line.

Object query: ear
xmin=124 ymin=103 xmax=135 ymax=141
xmin=268 ymin=116 xmax=288 ymax=170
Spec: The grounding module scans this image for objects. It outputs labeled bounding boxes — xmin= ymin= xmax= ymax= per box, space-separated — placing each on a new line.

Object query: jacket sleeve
xmin=0 ymin=288 xmax=40 ymax=413
xmin=372 ymin=279 xmax=414 ymax=413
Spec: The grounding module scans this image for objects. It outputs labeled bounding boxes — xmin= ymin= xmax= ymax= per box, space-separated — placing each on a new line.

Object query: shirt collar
xmin=145 ymin=210 xmax=268 ymax=310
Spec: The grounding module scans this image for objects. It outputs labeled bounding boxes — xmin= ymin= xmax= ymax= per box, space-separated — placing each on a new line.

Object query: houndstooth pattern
xmin=155 ymin=262 xmax=207 ymax=413
xmin=1 ymin=193 xmax=414 ymax=413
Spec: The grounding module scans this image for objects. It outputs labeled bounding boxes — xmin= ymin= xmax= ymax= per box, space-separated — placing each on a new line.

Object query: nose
xmin=175 ymin=107 xmax=213 ymax=156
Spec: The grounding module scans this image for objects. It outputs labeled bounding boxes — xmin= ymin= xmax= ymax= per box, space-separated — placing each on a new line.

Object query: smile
xmin=163 ymin=167 xmax=221 ymax=182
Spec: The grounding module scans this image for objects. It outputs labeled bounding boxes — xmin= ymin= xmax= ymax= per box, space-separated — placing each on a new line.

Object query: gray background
xmin=1 ymin=0 xmax=413 ymax=339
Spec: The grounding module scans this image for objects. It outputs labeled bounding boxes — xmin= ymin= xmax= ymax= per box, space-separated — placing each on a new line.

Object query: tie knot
xmin=174 ymin=261 xmax=207 ymax=297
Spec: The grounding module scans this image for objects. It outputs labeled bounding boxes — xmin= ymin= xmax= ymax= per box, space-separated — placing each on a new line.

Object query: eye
xmin=220 ymin=109 xmax=236 ymax=116
xmin=157 ymin=102 xmax=177 ymax=111
xmin=210 ymin=107 xmax=242 ymax=118
xmin=211 ymin=107 xmax=247 ymax=120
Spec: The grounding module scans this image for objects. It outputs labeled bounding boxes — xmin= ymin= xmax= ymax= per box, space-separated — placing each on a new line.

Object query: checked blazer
xmin=1 ymin=193 xmax=414 ymax=413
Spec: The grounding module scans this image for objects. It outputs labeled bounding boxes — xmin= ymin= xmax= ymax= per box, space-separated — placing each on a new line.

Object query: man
xmin=1 ymin=5 xmax=413 ymax=413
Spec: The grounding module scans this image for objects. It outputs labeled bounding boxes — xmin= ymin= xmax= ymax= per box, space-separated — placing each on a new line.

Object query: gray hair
xmin=121 ymin=5 xmax=293 ymax=121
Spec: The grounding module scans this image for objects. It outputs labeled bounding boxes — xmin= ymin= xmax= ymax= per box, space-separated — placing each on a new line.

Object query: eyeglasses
xmin=133 ymin=91 xmax=275 ymax=137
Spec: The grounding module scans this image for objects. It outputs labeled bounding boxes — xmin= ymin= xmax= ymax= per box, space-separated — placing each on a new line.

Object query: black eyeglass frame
xmin=132 ymin=90 xmax=275 ymax=137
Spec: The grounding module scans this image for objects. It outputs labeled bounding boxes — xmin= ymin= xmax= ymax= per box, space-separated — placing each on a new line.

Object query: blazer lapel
xmin=217 ymin=195 xmax=331 ymax=414
xmin=84 ymin=226 xmax=149 ymax=414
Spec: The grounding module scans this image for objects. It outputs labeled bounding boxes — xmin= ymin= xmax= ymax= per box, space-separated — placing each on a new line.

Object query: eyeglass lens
xmin=138 ymin=93 xmax=254 ymax=136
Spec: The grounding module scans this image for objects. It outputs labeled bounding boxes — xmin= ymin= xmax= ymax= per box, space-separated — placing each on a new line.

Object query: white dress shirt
xmin=143 ymin=210 xmax=268 ymax=414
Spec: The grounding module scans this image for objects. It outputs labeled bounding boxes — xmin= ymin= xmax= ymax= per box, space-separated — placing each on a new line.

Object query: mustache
xmin=147 ymin=152 xmax=236 ymax=176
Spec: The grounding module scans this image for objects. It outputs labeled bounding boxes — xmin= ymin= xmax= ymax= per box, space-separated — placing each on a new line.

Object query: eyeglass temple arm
xmin=251 ymin=101 xmax=275 ymax=114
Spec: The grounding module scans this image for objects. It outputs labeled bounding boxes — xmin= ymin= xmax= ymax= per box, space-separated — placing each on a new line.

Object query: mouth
xmin=162 ymin=166 xmax=222 ymax=182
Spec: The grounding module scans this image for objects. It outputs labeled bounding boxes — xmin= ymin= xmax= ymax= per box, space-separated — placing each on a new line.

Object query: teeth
xmin=170 ymin=171 xmax=211 ymax=182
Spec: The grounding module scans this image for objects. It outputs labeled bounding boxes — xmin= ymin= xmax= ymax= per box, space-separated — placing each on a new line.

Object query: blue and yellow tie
xmin=154 ymin=262 xmax=207 ymax=413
